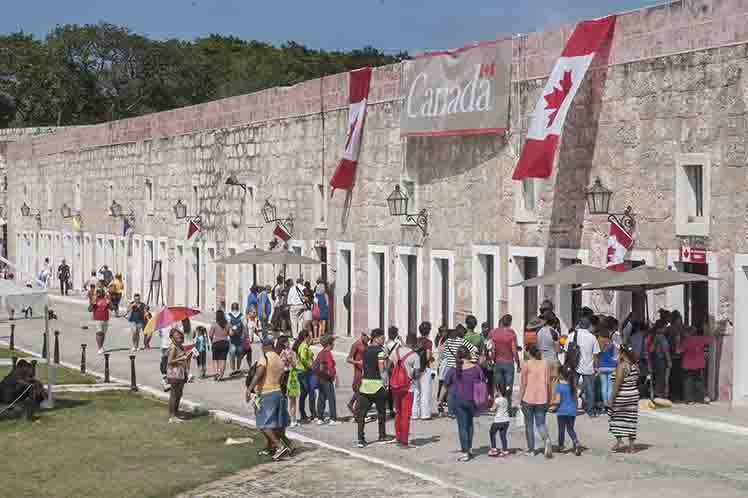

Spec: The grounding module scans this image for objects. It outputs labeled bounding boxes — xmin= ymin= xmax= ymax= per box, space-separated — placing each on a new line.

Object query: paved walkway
xmin=178 ymin=446 xmax=468 ymax=498
xmin=4 ymin=296 xmax=748 ymax=498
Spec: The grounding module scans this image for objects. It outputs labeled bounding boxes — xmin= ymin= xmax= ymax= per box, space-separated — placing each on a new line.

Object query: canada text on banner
xmin=400 ymin=40 xmax=512 ymax=138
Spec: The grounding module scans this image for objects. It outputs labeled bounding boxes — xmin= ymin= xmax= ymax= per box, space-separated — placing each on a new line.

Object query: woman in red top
xmin=315 ymin=335 xmax=340 ymax=425
xmin=678 ymin=327 xmax=713 ymax=404
xmin=92 ymin=288 xmax=111 ymax=354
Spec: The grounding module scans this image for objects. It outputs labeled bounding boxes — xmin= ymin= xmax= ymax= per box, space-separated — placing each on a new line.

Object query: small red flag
xmin=273 ymin=223 xmax=290 ymax=242
xmin=606 ymin=220 xmax=633 ymax=272
xmin=187 ymin=220 xmax=201 ymax=240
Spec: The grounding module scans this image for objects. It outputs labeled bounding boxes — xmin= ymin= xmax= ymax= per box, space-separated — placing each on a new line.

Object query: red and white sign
xmin=329 ymin=67 xmax=373 ymax=197
xmin=606 ymin=220 xmax=633 ymax=272
xmin=680 ymin=246 xmax=706 ymax=264
xmin=400 ymin=40 xmax=512 ymax=137
xmin=512 ymin=16 xmax=616 ymax=180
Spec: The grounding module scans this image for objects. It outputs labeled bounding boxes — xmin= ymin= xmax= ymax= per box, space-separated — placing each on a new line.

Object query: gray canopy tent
xmin=1 ymin=279 xmax=54 ymax=408
xmin=214 ymin=248 xmax=324 ymax=283
xmin=510 ymin=263 xmax=616 ymax=287
xmin=577 ymin=265 xmax=717 ymax=292
xmin=575 ymin=266 xmax=719 ymax=324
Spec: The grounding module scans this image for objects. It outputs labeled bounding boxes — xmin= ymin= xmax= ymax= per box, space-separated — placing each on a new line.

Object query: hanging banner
xmin=329 ymin=67 xmax=373 ymax=197
xmin=400 ymin=40 xmax=512 ymax=138
xmin=512 ymin=16 xmax=617 ymax=180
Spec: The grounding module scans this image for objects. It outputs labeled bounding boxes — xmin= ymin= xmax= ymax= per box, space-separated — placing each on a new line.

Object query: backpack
xmin=415 ymin=344 xmax=429 ymax=373
xmin=390 ymin=348 xmax=415 ymax=395
xmin=246 ymin=354 xmax=289 ymax=395
xmin=565 ymin=329 xmax=581 ymax=370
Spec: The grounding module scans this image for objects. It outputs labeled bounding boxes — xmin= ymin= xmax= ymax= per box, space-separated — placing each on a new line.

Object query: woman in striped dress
xmin=608 ymin=344 xmax=640 ymax=453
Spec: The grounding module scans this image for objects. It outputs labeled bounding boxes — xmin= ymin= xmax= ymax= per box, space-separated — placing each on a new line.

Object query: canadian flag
xmin=329 ymin=67 xmax=373 ymax=196
xmin=273 ymin=223 xmax=291 ymax=242
xmin=512 ymin=16 xmax=616 ymax=180
xmin=187 ymin=220 xmax=201 ymax=240
xmin=606 ymin=220 xmax=633 ymax=272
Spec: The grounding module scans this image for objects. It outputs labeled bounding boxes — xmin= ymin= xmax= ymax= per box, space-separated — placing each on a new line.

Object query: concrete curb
xmin=640 ymin=410 xmax=748 ymax=437
xmin=54 ymin=384 xmax=131 ymax=393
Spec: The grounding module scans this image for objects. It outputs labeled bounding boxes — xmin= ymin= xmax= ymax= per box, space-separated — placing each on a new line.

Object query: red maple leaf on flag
xmin=544 ymin=70 xmax=573 ymax=128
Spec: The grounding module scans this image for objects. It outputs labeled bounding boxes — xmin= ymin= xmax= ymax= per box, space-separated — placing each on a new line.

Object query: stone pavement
xmin=177 ymin=447 xmax=469 ymax=498
xmin=4 ymin=296 xmax=748 ymax=498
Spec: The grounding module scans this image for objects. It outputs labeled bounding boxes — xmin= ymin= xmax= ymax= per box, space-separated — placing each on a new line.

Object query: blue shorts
xmin=255 ymin=391 xmax=290 ymax=430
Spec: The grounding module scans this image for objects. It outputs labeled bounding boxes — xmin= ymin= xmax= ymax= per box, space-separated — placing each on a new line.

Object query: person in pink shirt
xmin=519 ymin=344 xmax=553 ymax=458
xmin=678 ymin=327 xmax=713 ymax=404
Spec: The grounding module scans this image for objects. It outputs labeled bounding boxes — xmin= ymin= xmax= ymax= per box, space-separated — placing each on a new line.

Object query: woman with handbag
xmin=166 ymin=328 xmax=193 ymax=423
xmin=438 ymin=345 xmax=486 ymax=462
xmin=277 ymin=335 xmax=301 ymax=428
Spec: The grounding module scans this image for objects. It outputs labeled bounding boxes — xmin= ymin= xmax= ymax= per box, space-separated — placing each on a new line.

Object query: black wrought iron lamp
xmin=585 ymin=177 xmax=635 ymax=236
xmin=261 ymin=198 xmax=294 ymax=236
xmin=109 ymin=200 xmax=136 ymax=225
xmin=387 ymin=185 xmax=428 ymax=237
xmin=21 ymin=202 xmax=42 ymax=227
xmin=173 ymin=199 xmax=201 ymax=224
xmin=60 ymin=203 xmax=72 ymax=219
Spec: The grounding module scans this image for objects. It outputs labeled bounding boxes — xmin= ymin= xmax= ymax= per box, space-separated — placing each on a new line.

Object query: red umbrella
xmin=144 ymin=306 xmax=201 ymax=335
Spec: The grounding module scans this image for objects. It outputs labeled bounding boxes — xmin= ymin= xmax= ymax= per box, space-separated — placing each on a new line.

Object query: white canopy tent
xmin=0 ymin=278 xmax=54 ymax=408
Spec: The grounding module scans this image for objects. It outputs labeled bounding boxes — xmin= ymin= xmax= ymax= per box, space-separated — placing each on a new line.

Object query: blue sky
xmin=3 ymin=0 xmax=657 ymax=53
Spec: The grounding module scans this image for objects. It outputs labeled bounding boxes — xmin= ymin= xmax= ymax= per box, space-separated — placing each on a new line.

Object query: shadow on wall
xmin=406 ymin=133 xmax=506 ymax=185
xmin=405 ymin=132 xmax=509 ymax=243
xmin=546 ymin=39 xmax=614 ymax=252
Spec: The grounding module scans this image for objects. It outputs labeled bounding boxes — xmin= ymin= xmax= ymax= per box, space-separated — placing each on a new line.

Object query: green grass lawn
xmin=0 ymin=391 xmax=265 ymax=498
xmin=0 ymin=347 xmax=97 ymax=384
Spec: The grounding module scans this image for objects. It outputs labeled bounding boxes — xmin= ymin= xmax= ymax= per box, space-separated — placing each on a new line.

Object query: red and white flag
xmin=273 ymin=223 xmax=291 ymax=242
xmin=329 ymin=67 xmax=373 ymax=196
xmin=606 ymin=220 xmax=633 ymax=272
xmin=512 ymin=16 xmax=616 ymax=180
xmin=187 ymin=220 xmax=201 ymax=240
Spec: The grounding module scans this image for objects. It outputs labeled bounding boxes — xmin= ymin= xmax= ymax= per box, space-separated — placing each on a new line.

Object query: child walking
xmin=553 ymin=364 xmax=582 ymax=456
xmin=195 ymin=326 xmax=208 ymax=379
xmin=488 ymin=386 xmax=511 ymax=457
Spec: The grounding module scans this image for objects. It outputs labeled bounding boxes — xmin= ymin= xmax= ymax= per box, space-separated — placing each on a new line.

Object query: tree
xmin=0 ymin=23 xmax=406 ymax=127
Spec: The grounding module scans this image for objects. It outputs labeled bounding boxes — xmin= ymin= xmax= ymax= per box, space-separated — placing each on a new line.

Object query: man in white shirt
xmin=285 ymin=277 xmax=305 ymax=338
xmin=567 ymin=316 xmax=600 ymax=417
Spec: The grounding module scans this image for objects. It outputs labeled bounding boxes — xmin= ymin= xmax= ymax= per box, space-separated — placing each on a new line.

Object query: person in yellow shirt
xmin=108 ymin=274 xmax=124 ymax=318
xmin=246 ymin=336 xmax=292 ymax=461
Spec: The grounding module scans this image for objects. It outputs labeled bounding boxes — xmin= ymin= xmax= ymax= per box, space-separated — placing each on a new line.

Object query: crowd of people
xmin=39 ymin=258 xmax=714 ymax=462
xmin=237 ymin=295 xmax=713 ymax=462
